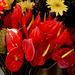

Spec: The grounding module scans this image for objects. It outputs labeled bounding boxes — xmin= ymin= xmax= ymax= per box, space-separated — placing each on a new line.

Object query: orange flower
xmin=0 ymin=0 xmax=8 ymax=11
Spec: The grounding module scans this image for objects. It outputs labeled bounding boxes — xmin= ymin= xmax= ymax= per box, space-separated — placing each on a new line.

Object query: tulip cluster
xmin=1 ymin=4 xmax=75 ymax=74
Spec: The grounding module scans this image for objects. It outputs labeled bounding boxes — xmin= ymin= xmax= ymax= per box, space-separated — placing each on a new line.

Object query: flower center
xmin=55 ymin=3 xmax=60 ymax=7
xmin=14 ymin=55 xmax=18 ymax=61
xmin=42 ymin=44 xmax=50 ymax=57
xmin=61 ymin=49 xmax=74 ymax=58
xmin=15 ymin=44 xmax=18 ymax=47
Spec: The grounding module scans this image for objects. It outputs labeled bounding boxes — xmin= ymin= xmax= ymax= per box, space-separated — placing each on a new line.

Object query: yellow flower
xmin=5 ymin=0 xmax=14 ymax=10
xmin=17 ymin=1 xmax=35 ymax=13
xmin=46 ymin=0 xmax=68 ymax=16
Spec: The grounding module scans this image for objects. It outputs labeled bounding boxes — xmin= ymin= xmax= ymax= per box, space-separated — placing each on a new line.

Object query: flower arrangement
xmin=0 ymin=0 xmax=75 ymax=75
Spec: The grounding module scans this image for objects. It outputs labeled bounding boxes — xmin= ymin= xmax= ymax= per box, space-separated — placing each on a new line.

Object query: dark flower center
xmin=55 ymin=4 xmax=60 ymax=7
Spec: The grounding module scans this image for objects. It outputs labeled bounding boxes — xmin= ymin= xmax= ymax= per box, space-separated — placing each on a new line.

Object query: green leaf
xmin=0 ymin=28 xmax=7 ymax=54
xmin=0 ymin=46 xmax=6 ymax=54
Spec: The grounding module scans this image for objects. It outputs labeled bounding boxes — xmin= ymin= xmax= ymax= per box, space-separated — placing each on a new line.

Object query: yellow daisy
xmin=17 ymin=1 xmax=35 ymax=13
xmin=5 ymin=0 xmax=14 ymax=10
xmin=46 ymin=0 xmax=68 ymax=16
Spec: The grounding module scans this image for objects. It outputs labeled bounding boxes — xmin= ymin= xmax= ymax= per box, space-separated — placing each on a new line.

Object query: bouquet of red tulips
xmin=0 ymin=0 xmax=75 ymax=75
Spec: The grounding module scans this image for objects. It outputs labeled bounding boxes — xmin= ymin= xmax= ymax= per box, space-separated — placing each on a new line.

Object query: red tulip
xmin=5 ymin=47 xmax=24 ymax=72
xmin=28 ymin=26 xmax=44 ymax=43
xmin=0 ymin=0 xmax=8 ymax=11
xmin=38 ymin=21 xmax=61 ymax=39
xmin=45 ymin=39 xmax=57 ymax=60
xmin=52 ymin=48 xmax=74 ymax=68
xmin=55 ymin=30 xmax=69 ymax=50
xmin=22 ymin=13 xmax=28 ymax=38
xmin=7 ymin=29 xmax=22 ymax=52
xmin=45 ymin=22 xmax=59 ymax=38
xmin=44 ymin=29 xmax=71 ymax=60
xmin=22 ymin=39 xmax=35 ymax=61
xmin=24 ymin=9 xmax=32 ymax=24
xmin=30 ymin=40 xmax=49 ymax=66
xmin=38 ymin=21 xmax=56 ymax=32
xmin=11 ymin=5 xmax=22 ymax=29
xmin=30 ymin=13 xmax=41 ymax=32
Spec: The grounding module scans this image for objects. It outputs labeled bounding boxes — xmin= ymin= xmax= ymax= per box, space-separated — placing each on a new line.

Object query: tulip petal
xmin=47 ymin=12 xmax=51 ymax=21
xmin=7 ymin=29 xmax=22 ymax=52
xmin=30 ymin=13 xmax=41 ymax=32
xmin=11 ymin=5 xmax=22 ymax=29
xmin=5 ymin=47 xmax=24 ymax=72
xmin=24 ymin=9 xmax=32 ymax=24
xmin=28 ymin=26 xmax=44 ymax=43
xmin=52 ymin=48 xmax=74 ymax=68
xmin=22 ymin=39 xmax=35 ymax=61
xmin=22 ymin=13 xmax=28 ymax=38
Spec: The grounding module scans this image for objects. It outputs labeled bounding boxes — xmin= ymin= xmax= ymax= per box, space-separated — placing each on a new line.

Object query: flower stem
xmin=46 ymin=44 xmax=57 ymax=59
xmin=0 ymin=55 xmax=5 ymax=64
xmin=33 ymin=66 xmax=39 ymax=75
xmin=24 ymin=62 xmax=30 ymax=75
xmin=42 ymin=61 xmax=57 ymax=74
xmin=11 ymin=71 xmax=13 ymax=75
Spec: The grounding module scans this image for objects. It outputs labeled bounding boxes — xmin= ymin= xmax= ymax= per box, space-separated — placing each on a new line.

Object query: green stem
xmin=42 ymin=61 xmax=57 ymax=74
xmin=33 ymin=66 xmax=39 ymax=75
xmin=46 ymin=44 xmax=57 ymax=58
xmin=0 ymin=61 xmax=8 ymax=75
xmin=25 ymin=62 xmax=29 ymax=75
xmin=0 ymin=55 xmax=5 ymax=64
xmin=11 ymin=72 xmax=13 ymax=75
xmin=0 ymin=55 xmax=10 ymax=75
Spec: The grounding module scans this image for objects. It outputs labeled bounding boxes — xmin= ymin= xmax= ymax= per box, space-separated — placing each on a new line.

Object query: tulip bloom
xmin=11 ymin=5 xmax=22 ymax=29
xmin=7 ymin=29 xmax=22 ymax=52
xmin=5 ymin=47 xmax=24 ymax=72
xmin=29 ymin=13 xmax=41 ymax=32
xmin=24 ymin=9 xmax=32 ymax=24
xmin=22 ymin=39 xmax=35 ymax=61
xmin=52 ymin=48 xmax=74 ymax=68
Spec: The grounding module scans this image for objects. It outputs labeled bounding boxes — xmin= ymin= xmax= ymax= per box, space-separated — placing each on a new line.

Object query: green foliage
xmin=0 ymin=28 xmax=7 ymax=54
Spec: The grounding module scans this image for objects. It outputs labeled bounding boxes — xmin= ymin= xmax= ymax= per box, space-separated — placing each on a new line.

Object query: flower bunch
xmin=0 ymin=0 xmax=75 ymax=75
